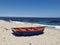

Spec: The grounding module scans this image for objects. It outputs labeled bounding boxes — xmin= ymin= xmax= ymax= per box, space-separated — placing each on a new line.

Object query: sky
xmin=0 ymin=0 xmax=60 ymax=17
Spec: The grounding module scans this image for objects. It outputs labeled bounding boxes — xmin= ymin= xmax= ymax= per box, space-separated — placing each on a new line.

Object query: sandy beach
xmin=0 ymin=20 xmax=60 ymax=45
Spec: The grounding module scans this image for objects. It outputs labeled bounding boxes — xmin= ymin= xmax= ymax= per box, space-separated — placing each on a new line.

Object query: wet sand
xmin=0 ymin=20 xmax=60 ymax=45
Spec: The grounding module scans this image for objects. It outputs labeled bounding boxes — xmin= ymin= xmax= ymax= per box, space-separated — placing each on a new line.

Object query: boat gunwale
xmin=12 ymin=26 xmax=45 ymax=32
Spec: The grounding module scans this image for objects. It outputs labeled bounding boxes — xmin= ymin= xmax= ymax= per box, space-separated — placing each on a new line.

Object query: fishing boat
xmin=12 ymin=26 xmax=45 ymax=36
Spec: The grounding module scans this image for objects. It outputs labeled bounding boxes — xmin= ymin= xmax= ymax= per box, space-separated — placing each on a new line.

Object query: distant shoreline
xmin=0 ymin=16 xmax=60 ymax=18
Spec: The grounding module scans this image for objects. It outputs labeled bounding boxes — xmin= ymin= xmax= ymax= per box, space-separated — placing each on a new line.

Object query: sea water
xmin=0 ymin=17 xmax=60 ymax=26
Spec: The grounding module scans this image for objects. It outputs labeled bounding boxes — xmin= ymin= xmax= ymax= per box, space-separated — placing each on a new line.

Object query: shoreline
xmin=11 ymin=20 xmax=60 ymax=29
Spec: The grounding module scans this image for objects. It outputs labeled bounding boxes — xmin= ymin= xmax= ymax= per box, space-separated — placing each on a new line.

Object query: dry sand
xmin=0 ymin=20 xmax=60 ymax=45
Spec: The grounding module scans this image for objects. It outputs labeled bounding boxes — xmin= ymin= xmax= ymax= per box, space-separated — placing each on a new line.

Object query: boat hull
xmin=12 ymin=30 xmax=44 ymax=36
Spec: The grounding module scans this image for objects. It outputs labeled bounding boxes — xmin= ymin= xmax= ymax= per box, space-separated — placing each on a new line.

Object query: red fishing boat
xmin=12 ymin=26 xmax=45 ymax=36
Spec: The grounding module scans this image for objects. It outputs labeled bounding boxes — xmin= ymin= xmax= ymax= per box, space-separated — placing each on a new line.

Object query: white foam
xmin=33 ymin=23 xmax=54 ymax=27
xmin=11 ymin=21 xmax=34 ymax=25
xmin=11 ymin=21 xmax=25 ymax=24
xmin=54 ymin=26 xmax=60 ymax=29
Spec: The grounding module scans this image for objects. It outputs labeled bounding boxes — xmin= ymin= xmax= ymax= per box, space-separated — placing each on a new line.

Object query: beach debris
xmin=29 ymin=43 xmax=31 ymax=45
xmin=3 ymin=20 xmax=10 ymax=22
xmin=4 ymin=28 xmax=9 ymax=30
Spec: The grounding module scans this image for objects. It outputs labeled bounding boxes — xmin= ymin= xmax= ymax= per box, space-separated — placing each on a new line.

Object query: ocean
xmin=0 ymin=17 xmax=60 ymax=26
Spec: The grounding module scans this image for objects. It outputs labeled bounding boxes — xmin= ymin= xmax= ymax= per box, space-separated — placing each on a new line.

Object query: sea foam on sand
xmin=55 ymin=26 xmax=60 ymax=29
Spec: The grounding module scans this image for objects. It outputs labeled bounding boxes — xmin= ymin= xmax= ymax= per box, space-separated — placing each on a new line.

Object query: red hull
xmin=12 ymin=26 xmax=45 ymax=32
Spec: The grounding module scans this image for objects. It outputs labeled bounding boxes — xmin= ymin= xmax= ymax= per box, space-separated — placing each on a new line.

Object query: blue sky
xmin=0 ymin=0 xmax=60 ymax=17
